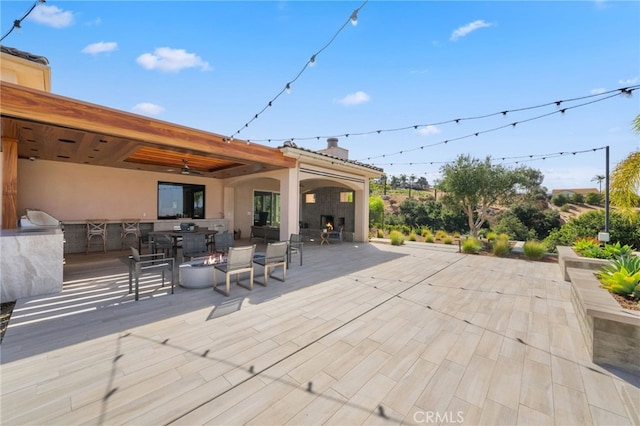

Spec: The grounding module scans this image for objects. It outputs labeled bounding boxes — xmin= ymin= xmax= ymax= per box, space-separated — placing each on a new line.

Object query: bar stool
xmin=86 ymin=219 xmax=108 ymax=253
xmin=121 ymin=219 xmax=141 ymax=251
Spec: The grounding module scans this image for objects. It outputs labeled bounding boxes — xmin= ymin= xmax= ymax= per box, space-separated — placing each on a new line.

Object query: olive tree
xmin=438 ymin=154 xmax=535 ymax=237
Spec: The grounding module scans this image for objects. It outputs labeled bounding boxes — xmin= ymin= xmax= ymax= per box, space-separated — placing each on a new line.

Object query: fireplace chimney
xmin=318 ymin=137 xmax=348 ymax=160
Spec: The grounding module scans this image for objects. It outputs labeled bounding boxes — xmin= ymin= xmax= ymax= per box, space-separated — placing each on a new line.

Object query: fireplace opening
xmin=321 ymin=215 xmax=334 ymax=230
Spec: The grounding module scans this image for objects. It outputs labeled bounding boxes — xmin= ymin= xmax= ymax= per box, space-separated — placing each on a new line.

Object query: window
xmin=254 ymin=191 xmax=280 ymax=226
xmin=305 ymin=193 xmax=316 ymax=203
xmin=157 ymin=182 xmax=205 ymax=219
xmin=340 ymin=191 xmax=354 ymax=202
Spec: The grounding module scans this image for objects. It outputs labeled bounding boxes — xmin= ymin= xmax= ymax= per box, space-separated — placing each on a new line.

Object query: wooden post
xmin=2 ymin=138 xmax=19 ymax=229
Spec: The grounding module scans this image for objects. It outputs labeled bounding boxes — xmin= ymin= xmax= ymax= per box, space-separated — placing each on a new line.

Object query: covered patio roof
xmin=0 ymin=81 xmax=295 ymax=179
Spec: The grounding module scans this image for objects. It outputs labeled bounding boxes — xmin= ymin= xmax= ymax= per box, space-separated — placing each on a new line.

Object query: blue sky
xmin=2 ymin=0 xmax=639 ymax=191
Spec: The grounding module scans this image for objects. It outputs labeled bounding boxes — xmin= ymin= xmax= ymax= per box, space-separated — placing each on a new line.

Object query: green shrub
xmin=492 ymin=238 xmax=511 ymax=257
xmin=424 ymin=234 xmax=434 ymax=243
xmin=443 ymin=236 xmax=453 ymax=244
xmin=376 ymin=229 xmax=384 ymax=238
xmin=421 ymin=228 xmax=433 ymax=238
xmin=560 ymin=204 xmax=571 ymax=212
xmin=597 ymin=255 xmax=640 ymax=298
xmin=523 ymin=240 xmax=547 ymax=260
xmin=435 ymin=230 xmax=448 ymax=240
xmin=408 ymin=232 xmax=417 ymax=242
xmin=389 ymin=230 xmax=405 ymax=246
xmin=552 ymin=193 xmax=569 ymax=206
xmin=453 ymin=231 xmax=461 ymax=238
xmin=486 ymin=231 xmax=497 ymax=242
xmin=461 ymin=237 xmax=482 ymax=254
xmin=571 ymin=193 xmax=585 ymax=204
xmin=585 ymin=192 xmax=603 ymax=206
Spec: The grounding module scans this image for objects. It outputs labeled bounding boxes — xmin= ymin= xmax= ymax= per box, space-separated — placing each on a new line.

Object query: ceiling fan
xmin=180 ymin=159 xmax=202 ymax=175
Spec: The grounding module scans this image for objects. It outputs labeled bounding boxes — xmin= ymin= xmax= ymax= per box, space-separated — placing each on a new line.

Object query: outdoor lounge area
xmin=1 ymin=241 xmax=638 ymax=425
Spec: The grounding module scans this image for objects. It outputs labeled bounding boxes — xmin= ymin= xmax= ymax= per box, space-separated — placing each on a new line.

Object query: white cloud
xmin=590 ymin=88 xmax=606 ymax=95
xmin=338 ymin=91 xmax=370 ymax=106
xmin=417 ymin=125 xmax=441 ymax=136
xmin=450 ymin=20 xmax=492 ymax=41
xmin=618 ymin=77 xmax=638 ymax=85
xmin=82 ymin=42 xmax=117 ymax=55
xmin=132 ymin=103 xmax=165 ymax=116
xmin=85 ymin=18 xmax=102 ymax=27
xmin=29 ymin=4 xmax=74 ymax=28
xmin=136 ymin=47 xmax=211 ymax=72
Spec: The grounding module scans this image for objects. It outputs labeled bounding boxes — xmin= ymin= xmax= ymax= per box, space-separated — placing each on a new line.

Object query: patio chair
xmin=253 ymin=241 xmax=288 ymax=285
xmin=181 ymin=233 xmax=209 ymax=262
xmin=327 ymin=225 xmax=343 ymax=243
xmin=150 ymin=233 xmax=174 ymax=258
xmin=86 ymin=219 xmax=108 ymax=253
xmin=213 ymin=244 xmax=256 ymax=296
xmin=287 ymin=234 xmax=303 ymax=267
xmin=214 ymin=231 xmax=234 ymax=254
xmin=120 ymin=219 xmax=141 ymax=251
xmin=128 ymin=247 xmax=174 ymax=301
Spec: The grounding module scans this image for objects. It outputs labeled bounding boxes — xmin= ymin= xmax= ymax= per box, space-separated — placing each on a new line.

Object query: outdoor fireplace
xmin=320 ymin=215 xmax=334 ymax=230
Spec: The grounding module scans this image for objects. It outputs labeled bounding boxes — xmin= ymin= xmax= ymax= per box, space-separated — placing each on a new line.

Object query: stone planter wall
xmin=557 ymin=245 xmax=610 ymax=281
xmin=558 ymin=246 xmax=640 ymax=375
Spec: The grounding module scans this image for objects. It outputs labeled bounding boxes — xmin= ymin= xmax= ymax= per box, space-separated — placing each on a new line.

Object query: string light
xmin=359 ymin=90 xmax=630 ymax=162
xmin=249 ymin=85 xmax=638 ymax=145
xmin=372 ymin=146 xmax=607 ymax=167
xmin=227 ymin=0 xmax=369 ymax=141
xmin=0 ymin=0 xmax=45 ymax=43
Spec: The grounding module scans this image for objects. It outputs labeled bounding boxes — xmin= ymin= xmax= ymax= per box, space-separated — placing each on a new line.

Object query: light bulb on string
xmin=350 ymin=10 xmax=358 ymax=26
xmin=285 ymin=83 xmax=291 ymax=94
xmin=309 ymin=55 xmax=316 ymax=66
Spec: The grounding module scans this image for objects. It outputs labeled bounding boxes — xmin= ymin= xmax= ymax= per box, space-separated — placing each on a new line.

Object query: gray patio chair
xmin=214 ymin=231 xmax=234 ymax=254
xmin=128 ymin=247 xmax=174 ymax=301
xmin=181 ymin=233 xmax=209 ymax=262
xmin=213 ymin=244 xmax=255 ymax=296
xmin=327 ymin=225 xmax=343 ymax=243
xmin=253 ymin=241 xmax=288 ymax=285
xmin=288 ymin=233 xmax=303 ymax=267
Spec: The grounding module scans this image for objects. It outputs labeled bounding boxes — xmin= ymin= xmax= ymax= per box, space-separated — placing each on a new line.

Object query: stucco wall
xmin=17 ymin=159 xmax=224 ymax=222
xmin=232 ymin=177 xmax=280 ymax=238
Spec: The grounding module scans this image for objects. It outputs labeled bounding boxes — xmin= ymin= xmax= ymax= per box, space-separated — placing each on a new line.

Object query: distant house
xmin=551 ymin=188 xmax=599 ymax=197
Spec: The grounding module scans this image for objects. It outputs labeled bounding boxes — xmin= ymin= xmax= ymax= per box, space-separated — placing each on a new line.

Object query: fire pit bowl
xmin=179 ymin=255 xmax=226 ymax=289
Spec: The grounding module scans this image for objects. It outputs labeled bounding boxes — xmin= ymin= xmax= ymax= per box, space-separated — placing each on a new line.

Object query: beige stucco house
xmin=1 ymin=46 xmax=383 ymax=250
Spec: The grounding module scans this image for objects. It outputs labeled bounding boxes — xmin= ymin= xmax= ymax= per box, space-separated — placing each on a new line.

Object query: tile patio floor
xmin=1 ymin=240 xmax=638 ymax=425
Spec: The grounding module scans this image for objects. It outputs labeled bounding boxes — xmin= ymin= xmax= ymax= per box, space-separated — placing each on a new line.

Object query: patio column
xmin=353 ymin=179 xmax=370 ymax=242
xmin=279 ymin=167 xmax=299 ymax=241
xmin=1 ymin=137 xmax=18 ymax=229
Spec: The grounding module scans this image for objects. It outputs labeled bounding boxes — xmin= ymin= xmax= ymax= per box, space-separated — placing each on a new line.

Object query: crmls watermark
xmin=413 ymin=410 xmax=464 ymax=424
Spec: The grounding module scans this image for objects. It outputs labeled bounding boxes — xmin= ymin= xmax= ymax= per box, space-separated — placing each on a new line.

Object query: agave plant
xmin=597 ymin=255 xmax=640 ymax=297
xmin=602 ymin=242 xmax=634 ymax=259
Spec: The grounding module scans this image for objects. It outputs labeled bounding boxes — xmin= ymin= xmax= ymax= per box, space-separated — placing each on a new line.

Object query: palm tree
xmin=610 ymin=114 xmax=640 ymax=212
xmin=591 ymin=174 xmax=605 ymax=193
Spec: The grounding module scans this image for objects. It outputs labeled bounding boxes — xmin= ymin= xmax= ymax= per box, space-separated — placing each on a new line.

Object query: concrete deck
xmin=1 ymin=240 xmax=638 ymax=425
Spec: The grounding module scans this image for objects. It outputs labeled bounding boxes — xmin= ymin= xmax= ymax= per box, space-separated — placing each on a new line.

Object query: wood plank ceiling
xmin=0 ymin=81 xmax=295 ymax=179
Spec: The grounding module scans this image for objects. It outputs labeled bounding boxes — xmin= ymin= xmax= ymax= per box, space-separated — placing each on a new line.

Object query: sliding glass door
xmin=253 ymin=191 xmax=280 ymax=226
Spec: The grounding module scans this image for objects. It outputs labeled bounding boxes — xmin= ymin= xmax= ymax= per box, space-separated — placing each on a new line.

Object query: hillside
xmin=374 ymin=188 xmax=604 ymax=225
